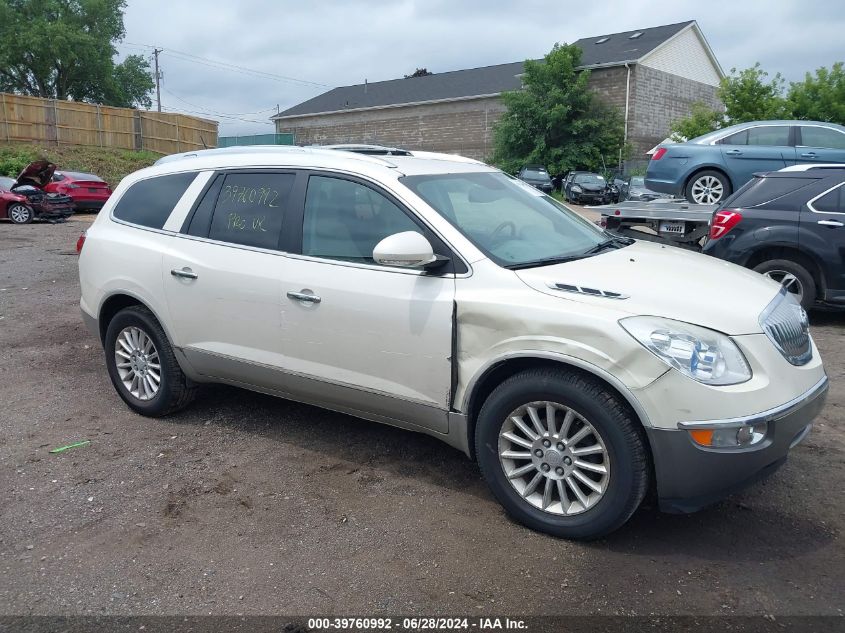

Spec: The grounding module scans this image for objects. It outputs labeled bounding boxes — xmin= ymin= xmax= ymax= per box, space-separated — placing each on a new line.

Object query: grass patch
xmin=0 ymin=144 xmax=160 ymax=187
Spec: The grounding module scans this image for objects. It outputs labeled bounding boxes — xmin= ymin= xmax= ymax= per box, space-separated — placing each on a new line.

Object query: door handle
xmin=286 ymin=290 xmax=321 ymax=304
xmin=725 ymin=149 xmax=742 ymax=156
xmin=170 ymin=267 xmax=198 ymax=280
xmin=801 ymin=152 xmax=817 ymax=158
xmin=818 ymin=219 xmax=844 ymax=227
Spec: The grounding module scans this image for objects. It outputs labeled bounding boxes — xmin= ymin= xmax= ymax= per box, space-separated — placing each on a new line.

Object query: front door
xmin=277 ymin=173 xmax=455 ymax=433
xmin=795 ymin=125 xmax=845 ymax=166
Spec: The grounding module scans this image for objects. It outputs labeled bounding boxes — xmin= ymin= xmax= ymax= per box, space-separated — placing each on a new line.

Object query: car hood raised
xmin=514 ymin=240 xmax=779 ymax=335
xmin=16 ymin=160 xmax=57 ymax=189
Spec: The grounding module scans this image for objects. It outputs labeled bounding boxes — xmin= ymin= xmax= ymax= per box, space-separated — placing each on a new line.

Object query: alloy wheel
xmin=762 ymin=270 xmax=804 ymax=304
xmin=114 ymin=326 xmax=161 ymax=401
xmin=690 ymin=175 xmax=724 ymax=204
xmin=498 ymin=401 xmax=610 ymax=516
xmin=8 ymin=204 xmax=32 ymax=223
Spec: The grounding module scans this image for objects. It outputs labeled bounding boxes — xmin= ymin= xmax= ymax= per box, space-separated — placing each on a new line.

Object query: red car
xmin=0 ymin=161 xmax=74 ymax=223
xmin=45 ymin=170 xmax=112 ymax=211
xmin=0 ymin=184 xmax=34 ymax=224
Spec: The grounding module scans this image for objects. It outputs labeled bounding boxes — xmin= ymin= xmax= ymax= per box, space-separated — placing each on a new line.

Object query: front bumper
xmin=646 ymin=376 xmax=829 ymax=513
xmin=572 ymin=193 xmax=607 ymax=204
xmin=35 ymin=206 xmax=74 ymax=221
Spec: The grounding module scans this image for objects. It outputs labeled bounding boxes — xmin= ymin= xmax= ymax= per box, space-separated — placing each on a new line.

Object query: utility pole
xmin=153 ymin=48 xmax=163 ymax=112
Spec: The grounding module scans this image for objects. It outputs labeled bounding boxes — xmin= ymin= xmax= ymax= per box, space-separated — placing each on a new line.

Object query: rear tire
xmin=104 ymin=305 xmax=197 ymax=416
xmin=8 ymin=203 xmax=33 ymax=224
xmin=685 ymin=170 xmax=731 ymax=205
xmin=475 ymin=368 xmax=649 ymax=540
xmin=753 ymin=259 xmax=816 ymax=309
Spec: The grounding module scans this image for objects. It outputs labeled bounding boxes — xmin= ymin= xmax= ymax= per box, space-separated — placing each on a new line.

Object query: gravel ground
xmin=0 ymin=216 xmax=843 ymax=617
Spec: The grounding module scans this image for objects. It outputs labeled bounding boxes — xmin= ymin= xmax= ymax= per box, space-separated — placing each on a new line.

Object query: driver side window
xmin=302 ymin=175 xmax=420 ymax=264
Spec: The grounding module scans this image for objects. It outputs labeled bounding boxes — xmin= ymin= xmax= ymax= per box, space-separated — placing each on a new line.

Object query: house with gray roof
xmin=272 ymin=20 xmax=724 ymax=163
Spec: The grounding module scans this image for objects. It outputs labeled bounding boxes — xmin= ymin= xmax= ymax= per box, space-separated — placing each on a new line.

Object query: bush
xmin=0 ymin=146 xmax=40 ymax=178
xmin=0 ymin=144 xmax=159 ymax=186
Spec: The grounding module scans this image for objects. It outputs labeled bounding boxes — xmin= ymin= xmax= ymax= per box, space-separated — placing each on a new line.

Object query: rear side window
xmin=728 ymin=176 xmax=815 ymax=208
xmin=720 ymin=130 xmax=748 ymax=145
xmin=800 ymin=126 xmax=845 ymax=150
xmin=207 ymin=172 xmax=295 ymax=249
xmin=812 ymin=184 xmax=845 ymax=213
xmin=112 ymin=172 xmax=197 ymax=229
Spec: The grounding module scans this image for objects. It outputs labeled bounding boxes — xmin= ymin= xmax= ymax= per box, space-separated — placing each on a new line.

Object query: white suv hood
xmin=515 ymin=240 xmax=779 ymax=336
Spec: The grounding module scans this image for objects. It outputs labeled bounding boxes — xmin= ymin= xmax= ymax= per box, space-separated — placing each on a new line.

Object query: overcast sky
xmin=117 ymin=0 xmax=844 ymax=137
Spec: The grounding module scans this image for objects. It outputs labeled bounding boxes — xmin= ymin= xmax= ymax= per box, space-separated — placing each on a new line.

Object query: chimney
xmin=364 ymin=78 xmax=368 ymax=93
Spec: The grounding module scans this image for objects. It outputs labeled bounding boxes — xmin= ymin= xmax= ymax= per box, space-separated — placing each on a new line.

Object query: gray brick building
xmin=272 ymin=21 xmax=724 ymax=163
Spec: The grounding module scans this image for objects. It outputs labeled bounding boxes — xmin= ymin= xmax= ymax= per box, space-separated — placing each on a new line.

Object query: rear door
xmin=720 ymin=125 xmax=796 ymax=187
xmin=801 ymin=179 xmax=845 ymax=299
xmin=796 ymin=125 xmax=845 ymax=165
xmin=162 ymin=169 xmax=303 ymax=384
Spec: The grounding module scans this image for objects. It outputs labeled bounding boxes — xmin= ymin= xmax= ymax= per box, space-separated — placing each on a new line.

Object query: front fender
xmin=454 ymin=292 xmax=669 ymax=424
xmin=460 ymin=349 xmax=660 ymax=429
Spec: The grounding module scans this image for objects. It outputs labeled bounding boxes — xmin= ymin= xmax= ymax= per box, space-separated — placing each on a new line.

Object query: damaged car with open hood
xmin=0 ymin=160 xmax=74 ymax=223
xmin=78 ymin=146 xmax=828 ymax=539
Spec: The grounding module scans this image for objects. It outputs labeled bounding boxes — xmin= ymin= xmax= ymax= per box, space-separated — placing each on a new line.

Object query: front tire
xmin=753 ymin=259 xmax=816 ymax=309
xmin=8 ymin=203 xmax=33 ymax=224
xmin=685 ymin=170 xmax=731 ymax=205
xmin=104 ymin=305 xmax=197 ymax=416
xmin=475 ymin=369 xmax=649 ymax=539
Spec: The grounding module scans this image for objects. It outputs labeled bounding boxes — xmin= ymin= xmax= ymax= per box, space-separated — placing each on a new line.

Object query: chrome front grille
xmin=759 ymin=288 xmax=812 ymax=366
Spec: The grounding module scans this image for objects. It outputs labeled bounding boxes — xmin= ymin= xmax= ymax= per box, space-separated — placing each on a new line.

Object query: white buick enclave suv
xmin=78 ymin=146 xmax=828 ymax=538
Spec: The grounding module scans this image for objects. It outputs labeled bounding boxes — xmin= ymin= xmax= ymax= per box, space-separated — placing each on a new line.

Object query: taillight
xmin=76 ymin=231 xmax=86 ymax=254
xmin=651 ymin=147 xmax=667 ymax=160
xmin=709 ymin=209 xmax=742 ymax=239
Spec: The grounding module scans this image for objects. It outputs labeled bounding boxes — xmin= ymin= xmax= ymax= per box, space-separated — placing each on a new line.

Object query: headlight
xmin=571 ymin=185 xmax=582 ymax=193
xmin=620 ymin=316 xmax=751 ymax=385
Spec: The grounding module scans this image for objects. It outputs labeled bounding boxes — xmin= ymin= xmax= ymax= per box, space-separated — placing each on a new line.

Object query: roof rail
xmin=154 ymin=145 xmax=308 ymax=165
xmin=315 ymin=144 xmax=413 ymax=156
xmin=778 ymin=163 xmax=845 ymax=173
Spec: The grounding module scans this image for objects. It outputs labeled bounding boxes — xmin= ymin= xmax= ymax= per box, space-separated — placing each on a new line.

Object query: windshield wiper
xmin=505 ymin=254 xmax=587 ymax=270
xmin=582 ymin=236 xmax=634 ymax=255
xmin=506 ymin=236 xmax=634 ymax=270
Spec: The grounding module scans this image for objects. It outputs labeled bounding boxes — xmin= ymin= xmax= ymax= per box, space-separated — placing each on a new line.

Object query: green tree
xmin=491 ymin=43 xmax=626 ymax=175
xmin=404 ymin=68 xmax=433 ymax=78
xmin=719 ymin=63 xmax=789 ymax=121
xmin=668 ymin=63 xmax=791 ymax=138
xmin=669 ymin=101 xmax=725 ymax=141
xmin=787 ymin=62 xmax=845 ymax=125
xmin=0 ymin=0 xmax=153 ymax=108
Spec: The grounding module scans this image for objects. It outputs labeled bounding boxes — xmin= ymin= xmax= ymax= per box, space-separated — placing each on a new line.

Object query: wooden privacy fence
xmin=0 ymin=93 xmax=218 ymax=154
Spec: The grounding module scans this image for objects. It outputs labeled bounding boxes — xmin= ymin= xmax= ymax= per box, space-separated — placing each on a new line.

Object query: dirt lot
xmin=1 ymin=216 xmax=843 ymax=618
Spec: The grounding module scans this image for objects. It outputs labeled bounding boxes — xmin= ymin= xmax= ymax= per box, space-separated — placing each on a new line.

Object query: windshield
xmin=522 ymin=168 xmax=549 ymax=179
xmin=574 ymin=174 xmax=605 ymax=185
xmin=400 ymin=172 xmax=613 ymax=268
xmin=0 ymin=176 xmax=15 ymax=189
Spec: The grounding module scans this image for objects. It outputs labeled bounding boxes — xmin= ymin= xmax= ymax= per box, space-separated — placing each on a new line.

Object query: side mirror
xmin=373 ymin=231 xmax=438 ymax=268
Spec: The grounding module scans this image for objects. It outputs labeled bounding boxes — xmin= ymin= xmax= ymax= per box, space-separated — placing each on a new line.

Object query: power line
xmin=123 ymin=41 xmax=331 ymax=89
xmin=161 ymin=88 xmax=277 ymax=123
xmin=160 ymin=89 xmax=275 ymax=125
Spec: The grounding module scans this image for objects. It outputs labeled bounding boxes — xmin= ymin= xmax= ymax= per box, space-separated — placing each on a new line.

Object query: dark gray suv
xmin=703 ymin=164 xmax=845 ymax=309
